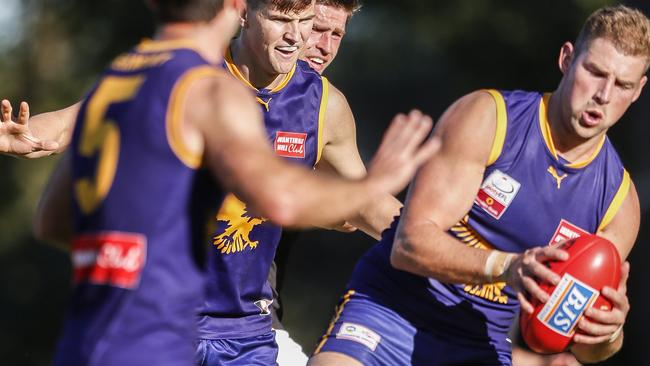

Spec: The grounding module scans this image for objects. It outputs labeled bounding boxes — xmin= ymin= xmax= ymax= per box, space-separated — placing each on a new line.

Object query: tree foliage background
xmin=0 ymin=0 xmax=648 ymax=364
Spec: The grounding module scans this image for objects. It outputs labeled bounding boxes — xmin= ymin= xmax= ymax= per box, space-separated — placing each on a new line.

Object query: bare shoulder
xmin=185 ymin=69 xmax=258 ymax=130
xmin=433 ymin=90 xmax=500 ymax=165
xmin=598 ymin=178 xmax=640 ymax=259
xmin=324 ymin=81 xmax=355 ymax=143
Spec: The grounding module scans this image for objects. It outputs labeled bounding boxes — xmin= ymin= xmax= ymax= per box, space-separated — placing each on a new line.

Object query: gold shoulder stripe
xmin=484 ymin=89 xmax=507 ymax=166
xmin=538 ymin=93 xmax=558 ymax=159
xmin=316 ymin=76 xmax=330 ymax=165
xmin=598 ymin=170 xmax=631 ymax=231
xmin=137 ymin=38 xmax=199 ymax=53
xmin=166 ymin=65 xmax=221 ymax=169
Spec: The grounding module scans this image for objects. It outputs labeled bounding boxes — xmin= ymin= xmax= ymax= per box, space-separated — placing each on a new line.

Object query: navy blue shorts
xmin=197 ymin=331 xmax=278 ymax=366
xmin=314 ymin=291 xmax=512 ymax=366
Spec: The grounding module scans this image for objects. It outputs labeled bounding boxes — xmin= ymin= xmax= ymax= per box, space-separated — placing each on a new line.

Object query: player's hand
xmin=0 ymin=99 xmax=59 ymax=157
xmin=366 ymin=110 xmax=439 ymax=195
xmin=505 ymin=245 xmax=569 ymax=314
xmin=572 ymin=261 xmax=630 ymax=345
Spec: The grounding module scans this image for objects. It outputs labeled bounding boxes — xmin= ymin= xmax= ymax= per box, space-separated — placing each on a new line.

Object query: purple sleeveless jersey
xmin=197 ymin=54 xmax=327 ymax=339
xmin=58 ymin=39 xmax=225 ymax=366
xmin=316 ymin=90 xmax=629 ymax=365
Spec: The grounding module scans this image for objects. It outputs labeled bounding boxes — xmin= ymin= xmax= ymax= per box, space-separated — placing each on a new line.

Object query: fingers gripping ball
xmin=519 ymin=234 xmax=621 ymax=353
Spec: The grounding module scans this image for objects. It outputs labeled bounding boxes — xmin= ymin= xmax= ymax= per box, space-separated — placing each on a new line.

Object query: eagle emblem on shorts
xmin=213 ymin=194 xmax=267 ymax=254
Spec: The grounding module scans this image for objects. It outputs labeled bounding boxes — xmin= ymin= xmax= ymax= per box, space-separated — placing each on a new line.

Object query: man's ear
xmin=558 ymin=42 xmax=575 ymax=75
xmin=239 ymin=2 xmax=248 ymax=28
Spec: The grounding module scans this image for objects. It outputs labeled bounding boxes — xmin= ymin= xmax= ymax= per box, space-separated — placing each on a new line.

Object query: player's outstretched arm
xmin=33 ymin=153 xmax=74 ymax=249
xmin=194 ymin=74 xmax=437 ymax=228
xmin=389 ymin=91 xmax=567 ymax=295
xmin=0 ymin=99 xmax=79 ymax=158
xmin=316 ymin=84 xmax=402 ymax=239
xmin=568 ymin=180 xmax=640 ymax=363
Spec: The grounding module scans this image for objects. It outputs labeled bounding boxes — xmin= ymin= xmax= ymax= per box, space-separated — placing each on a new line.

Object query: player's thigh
xmin=308 ymin=351 xmax=363 ymax=366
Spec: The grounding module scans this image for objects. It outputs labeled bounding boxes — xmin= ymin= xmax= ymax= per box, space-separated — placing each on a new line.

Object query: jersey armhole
xmin=597 ymin=169 xmax=631 ymax=231
xmin=483 ymin=89 xmax=508 ymax=166
xmin=316 ymin=76 xmax=330 ymax=165
xmin=166 ymin=65 xmax=220 ymax=169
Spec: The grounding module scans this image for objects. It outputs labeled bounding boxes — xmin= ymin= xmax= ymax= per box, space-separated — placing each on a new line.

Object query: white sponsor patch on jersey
xmin=336 ymin=322 xmax=381 ymax=351
xmin=475 ymin=170 xmax=521 ymax=219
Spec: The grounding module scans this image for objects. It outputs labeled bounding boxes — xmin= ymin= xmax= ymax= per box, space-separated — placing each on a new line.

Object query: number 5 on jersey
xmin=75 ymin=76 xmax=145 ymax=214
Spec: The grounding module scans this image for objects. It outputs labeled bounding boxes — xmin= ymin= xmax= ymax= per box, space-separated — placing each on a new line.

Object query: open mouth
xmin=581 ymin=109 xmax=604 ymax=126
xmin=308 ymin=57 xmax=325 ymax=65
xmin=275 ymin=46 xmax=299 ymax=57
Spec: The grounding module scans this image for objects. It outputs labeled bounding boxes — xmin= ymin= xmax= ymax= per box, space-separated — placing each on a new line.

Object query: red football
xmin=519 ymin=234 xmax=621 ymax=354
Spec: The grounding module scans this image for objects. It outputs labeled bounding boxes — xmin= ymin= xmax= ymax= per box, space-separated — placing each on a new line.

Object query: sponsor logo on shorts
xmin=336 ymin=322 xmax=381 ymax=351
xmin=275 ymin=131 xmax=307 ymax=159
xmin=475 ymin=170 xmax=521 ymax=220
xmin=71 ymin=232 xmax=147 ymax=289
xmin=537 ymin=273 xmax=598 ymax=337
xmin=548 ymin=219 xmax=589 ymax=245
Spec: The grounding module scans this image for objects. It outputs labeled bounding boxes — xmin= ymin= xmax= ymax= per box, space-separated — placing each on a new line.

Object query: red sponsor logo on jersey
xmin=71 ymin=232 xmax=147 ymax=289
xmin=475 ymin=189 xmax=508 ymax=219
xmin=274 ymin=131 xmax=307 ymax=159
xmin=548 ymin=220 xmax=589 ymax=245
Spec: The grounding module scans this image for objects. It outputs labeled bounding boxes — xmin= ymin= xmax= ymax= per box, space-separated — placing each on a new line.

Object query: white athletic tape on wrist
xmin=484 ymin=250 xmax=515 ymax=282
xmin=608 ymin=324 xmax=623 ymax=343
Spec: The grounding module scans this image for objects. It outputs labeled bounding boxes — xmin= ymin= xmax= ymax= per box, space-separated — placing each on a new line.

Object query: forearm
xmin=26 ymin=102 xmax=80 ymax=157
xmin=571 ymin=331 xmax=623 ymax=364
xmin=390 ymin=221 xmax=501 ymax=284
xmin=249 ymin=163 xmax=386 ymax=228
xmin=349 ymin=195 xmax=402 ymax=240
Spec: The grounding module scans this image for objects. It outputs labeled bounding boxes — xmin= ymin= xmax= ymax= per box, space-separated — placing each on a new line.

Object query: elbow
xmin=390 ymin=235 xmax=418 ymax=272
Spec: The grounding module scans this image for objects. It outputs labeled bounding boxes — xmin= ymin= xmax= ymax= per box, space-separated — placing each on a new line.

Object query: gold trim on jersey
xmin=483 ymin=89 xmax=507 ymax=166
xmin=538 ymin=93 xmax=606 ymax=169
xmin=166 ymin=66 xmax=220 ymax=168
xmin=598 ymin=169 xmax=631 ymax=231
xmin=314 ymin=289 xmax=355 ymax=354
xmin=224 ymin=48 xmax=297 ymax=94
xmin=111 ymin=52 xmax=172 ymax=72
xmin=451 ymin=217 xmax=509 ymax=304
xmin=316 ymin=76 xmax=330 ymax=164
xmin=136 ymin=38 xmax=199 ymax=53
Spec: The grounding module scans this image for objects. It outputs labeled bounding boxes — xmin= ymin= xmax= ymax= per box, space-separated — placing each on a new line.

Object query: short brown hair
xmin=248 ymin=0 xmax=314 ymax=14
xmin=149 ymin=0 xmax=224 ymax=23
xmin=575 ymin=5 xmax=650 ymax=68
xmin=316 ymin=0 xmax=362 ymax=17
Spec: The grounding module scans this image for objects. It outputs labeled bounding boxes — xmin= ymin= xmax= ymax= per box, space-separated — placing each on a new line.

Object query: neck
xmin=547 ymin=91 xmax=604 ymax=164
xmin=154 ymin=22 xmax=225 ymax=64
xmin=230 ymin=37 xmax=289 ymax=90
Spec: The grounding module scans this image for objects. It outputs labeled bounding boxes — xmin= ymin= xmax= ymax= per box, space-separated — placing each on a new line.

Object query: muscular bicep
xmin=317 ymin=85 xmax=367 ymax=179
xmin=401 ymin=91 xmax=499 ymax=231
xmin=597 ymin=180 xmax=640 ymax=260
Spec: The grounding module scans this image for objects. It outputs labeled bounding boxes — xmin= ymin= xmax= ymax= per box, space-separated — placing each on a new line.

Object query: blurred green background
xmin=1 ymin=0 xmax=648 ymax=364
